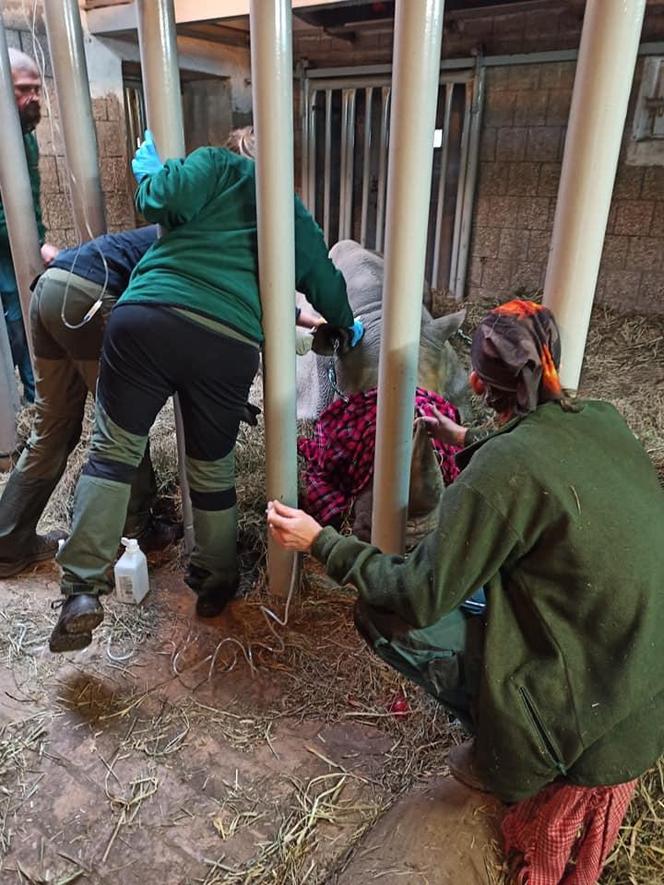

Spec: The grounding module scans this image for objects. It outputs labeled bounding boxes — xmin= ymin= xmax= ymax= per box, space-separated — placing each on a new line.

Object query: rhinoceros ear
xmin=427 ymin=308 xmax=467 ymax=344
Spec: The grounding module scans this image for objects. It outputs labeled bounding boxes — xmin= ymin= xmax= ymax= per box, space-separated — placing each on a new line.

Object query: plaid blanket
xmin=502 ymin=779 xmax=637 ymax=884
xmin=297 ymin=387 xmax=461 ymax=525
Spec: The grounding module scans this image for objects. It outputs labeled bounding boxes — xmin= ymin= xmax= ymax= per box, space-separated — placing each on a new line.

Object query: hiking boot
xmin=49 ymin=594 xmax=104 ymax=653
xmin=447 ymin=740 xmax=492 ymax=793
xmin=133 ymin=518 xmax=183 ymax=554
xmin=0 ymin=530 xmax=68 ymax=578
xmin=184 ymin=563 xmax=238 ymax=618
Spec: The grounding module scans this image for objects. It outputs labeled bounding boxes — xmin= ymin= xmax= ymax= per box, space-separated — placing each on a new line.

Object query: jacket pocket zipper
xmin=519 ymin=686 xmax=567 ymax=775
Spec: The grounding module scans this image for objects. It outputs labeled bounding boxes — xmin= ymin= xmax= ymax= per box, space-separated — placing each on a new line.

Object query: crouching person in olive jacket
xmin=267 ymin=299 xmax=664 ymax=805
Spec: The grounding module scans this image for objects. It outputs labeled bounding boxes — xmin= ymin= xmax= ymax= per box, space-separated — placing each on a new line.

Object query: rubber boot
xmin=49 ymin=594 xmax=104 ymax=653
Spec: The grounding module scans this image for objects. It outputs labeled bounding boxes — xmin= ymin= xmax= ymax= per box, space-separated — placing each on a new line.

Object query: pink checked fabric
xmin=502 ymin=780 xmax=637 ymax=885
xmin=297 ymin=387 xmax=461 ymax=525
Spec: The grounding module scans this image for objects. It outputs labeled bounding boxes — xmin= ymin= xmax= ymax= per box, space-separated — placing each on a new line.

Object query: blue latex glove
xmin=348 ymin=317 xmax=365 ymax=348
xmin=131 ymin=129 xmax=162 ymax=184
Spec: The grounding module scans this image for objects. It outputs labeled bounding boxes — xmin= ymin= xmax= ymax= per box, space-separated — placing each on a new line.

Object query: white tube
xmin=543 ymin=0 xmax=646 ymax=390
xmin=371 ymin=0 xmax=445 ymax=554
xmin=135 ymin=0 xmax=194 ymax=554
xmin=250 ymin=0 xmax=299 ymax=597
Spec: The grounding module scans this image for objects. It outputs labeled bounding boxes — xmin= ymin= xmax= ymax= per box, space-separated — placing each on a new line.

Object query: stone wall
xmin=472 ymin=60 xmax=664 ymax=315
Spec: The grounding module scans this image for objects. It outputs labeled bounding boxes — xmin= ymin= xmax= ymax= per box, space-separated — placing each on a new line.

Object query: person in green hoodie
xmin=267 ymin=300 xmax=664 ymax=805
xmin=49 ymin=128 xmax=363 ymax=653
xmin=0 ymin=49 xmax=59 ymax=404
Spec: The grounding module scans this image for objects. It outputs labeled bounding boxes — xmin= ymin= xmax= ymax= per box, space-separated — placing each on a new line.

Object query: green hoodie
xmin=120 ymin=147 xmax=353 ymax=342
xmin=313 ymin=400 xmax=664 ymax=802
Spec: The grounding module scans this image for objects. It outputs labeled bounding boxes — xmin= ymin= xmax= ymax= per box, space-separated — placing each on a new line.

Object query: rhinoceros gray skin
xmin=296 ymin=239 xmax=470 ymax=549
xmin=296 ymin=239 xmax=470 ymax=422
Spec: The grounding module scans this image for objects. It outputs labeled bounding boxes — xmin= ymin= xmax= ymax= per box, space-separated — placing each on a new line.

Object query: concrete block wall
xmin=472 ymin=60 xmax=664 ymax=315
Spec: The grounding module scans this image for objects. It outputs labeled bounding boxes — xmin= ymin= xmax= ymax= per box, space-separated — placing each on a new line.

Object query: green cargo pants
xmin=354 ymin=597 xmax=486 ymax=731
xmin=0 ymin=270 xmax=156 ymax=563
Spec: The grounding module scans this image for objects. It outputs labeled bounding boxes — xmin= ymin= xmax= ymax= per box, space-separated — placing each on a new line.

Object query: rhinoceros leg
xmin=352 ymin=484 xmax=374 ymax=543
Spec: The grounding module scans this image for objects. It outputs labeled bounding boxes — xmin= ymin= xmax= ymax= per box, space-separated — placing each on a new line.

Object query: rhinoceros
xmin=296 ymin=240 xmax=470 ymax=547
xmin=296 ymin=239 xmax=469 ymax=421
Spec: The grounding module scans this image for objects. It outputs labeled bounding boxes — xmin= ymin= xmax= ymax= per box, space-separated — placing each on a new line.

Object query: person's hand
xmin=296 ymin=306 xmax=324 ymax=329
xmin=267 ymin=500 xmax=323 ymax=552
xmin=40 ymin=242 xmax=59 ymax=266
xmin=417 ymin=404 xmax=467 ymax=447
xmin=348 ymin=317 xmax=365 ymax=348
xmin=132 ymin=129 xmax=162 ymax=184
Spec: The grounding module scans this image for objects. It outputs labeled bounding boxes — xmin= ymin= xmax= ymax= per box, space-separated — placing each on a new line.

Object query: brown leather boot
xmin=447 ymin=740 xmax=492 ymax=793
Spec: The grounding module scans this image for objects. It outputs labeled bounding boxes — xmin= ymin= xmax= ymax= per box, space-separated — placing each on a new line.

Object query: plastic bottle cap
xmin=121 ymin=537 xmax=139 ymax=550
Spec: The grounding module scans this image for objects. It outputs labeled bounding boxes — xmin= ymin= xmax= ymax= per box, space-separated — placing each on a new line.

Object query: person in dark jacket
xmin=0 ymin=226 xmax=180 ymax=579
xmin=267 ymin=300 xmax=664 ymax=805
xmin=49 ymin=128 xmax=364 ymax=653
xmin=0 ymin=49 xmax=59 ymax=403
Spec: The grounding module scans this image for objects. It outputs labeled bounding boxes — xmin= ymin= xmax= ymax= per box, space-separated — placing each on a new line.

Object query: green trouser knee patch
xmin=58 ymin=474 xmax=131 ymax=596
xmin=191 ymin=505 xmax=238 ymax=579
xmin=90 ymin=401 xmax=149 ymax=470
xmin=355 ymin=601 xmax=480 ymax=729
xmin=186 ymin=450 xmax=235 ymax=508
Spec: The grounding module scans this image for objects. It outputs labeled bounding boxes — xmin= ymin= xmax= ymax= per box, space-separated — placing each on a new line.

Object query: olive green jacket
xmin=313 ymin=401 xmax=664 ymax=802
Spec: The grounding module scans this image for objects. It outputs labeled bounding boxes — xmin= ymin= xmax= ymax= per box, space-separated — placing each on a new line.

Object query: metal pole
xmin=135 ymin=0 xmax=195 ymax=554
xmin=431 ymin=82 xmax=453 ymax=288
xmin=371 ymin=0 xmax=445 ymax=554
xmin=44 ymin=0 xmax=106 ymax=240
xmin=543 ymin=0 xmax=646 ymax=390
xmin=299 ymin=63 xmax=309 ymax=206
xmin=374 ymin=86 xmax=390 ymax=252
xmin=250 ymin=0 xmax=299 ymax=598
xmin=307 ymin=89 xmax=317 ymax=218
xmin=0 ymin=17 xmax=42 ymax=368
xmin=323 ymin=89 xmax=332 ymax=242
xmin=448 ymin=81 xmax=472 ymax=295
xmin=453 ymin=64 xmax=485 ymax=299
xmin=360 ymin=86 xmax=373 ymax=247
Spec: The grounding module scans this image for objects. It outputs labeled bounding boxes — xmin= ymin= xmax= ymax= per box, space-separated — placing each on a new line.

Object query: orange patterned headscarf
xmin=471 ymin=300 xmax=562 ymax=414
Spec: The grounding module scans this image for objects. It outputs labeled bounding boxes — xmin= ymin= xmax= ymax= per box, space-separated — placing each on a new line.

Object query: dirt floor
xmin=0 ymin=300 xmax=662 ymax=884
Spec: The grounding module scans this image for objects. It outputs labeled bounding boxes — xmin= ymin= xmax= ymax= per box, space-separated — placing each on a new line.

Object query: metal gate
xmin=301 ymin=65 xmax=484 ymax=297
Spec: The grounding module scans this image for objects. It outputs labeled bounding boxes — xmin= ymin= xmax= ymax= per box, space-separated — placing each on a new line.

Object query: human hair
xmin=8 ymin=48 xmax=38 ymax=76
xmin=225 ymin=126 xmax=255 ymax=159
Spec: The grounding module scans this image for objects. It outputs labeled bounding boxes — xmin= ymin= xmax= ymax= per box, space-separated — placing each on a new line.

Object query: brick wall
xmin=471 ymin=60 xmax=664 ymax=316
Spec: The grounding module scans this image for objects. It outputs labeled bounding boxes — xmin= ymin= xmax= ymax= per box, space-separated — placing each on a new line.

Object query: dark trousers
xmin=57 ymin=304 xmax=260 ymax=596
xmin=0 ymin=272 xmax=156 ymax=562
xmin=6 ymin=315 xmax=35 ymax=403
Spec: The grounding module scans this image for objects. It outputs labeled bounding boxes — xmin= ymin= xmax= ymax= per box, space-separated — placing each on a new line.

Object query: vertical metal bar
xmin=44 ymin=0 xmax=106 ymax=240
xmin=343 ymin=89 xmax=356 ymax=240
xmin=431 ymin=82 xmax=454 ymax=289
xmin=360 ymin=86 xmax=373 ymax=247
xmin=338 ymin=89 xmax=350 ymax=240
xmin=454 ymin=64 xmax=485 ymax=299
xmin=375 ymin=85 xmax=391 ymax=252
xmin=300 ymin=65 xmax=309 ymax=206
xmin=323 ymin=89 xmax=332 ymax=242
xmin=448 ymin=80 xmax=472 ymax=295
xmin=249 ymin=0 xmax=299 ymax=598
xmin=135 ymin=0 xmax=194 ymax=554
xmin=0 ymin=17 xmax=41 ymax=369
xmin=307 ymin=89 xmax=317 ymax=218
xmin=543 ymin=0 xmax=646 ymax=390
xmin=371 ymin=0 xmax=445 ymax=555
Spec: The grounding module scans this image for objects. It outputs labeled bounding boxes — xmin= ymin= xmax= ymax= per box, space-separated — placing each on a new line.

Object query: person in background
xmin=267 ymin=300 xmax=664 ymax=883
xmin=0 ymin=49 xmax=59 ymax=403
xmin=49 ymin=127 xmax=364 ymax=653
xmin=0 ymin=226 xmax=181 ymax=581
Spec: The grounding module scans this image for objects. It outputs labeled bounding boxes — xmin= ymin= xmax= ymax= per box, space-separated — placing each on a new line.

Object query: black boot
xmin=49 ymin=594 xmax=104 ymax=653
xmin=184 ymin=563 xmax=238 ymax=618
xmin=0 ymin=529 xmax=68 ymax=578
xmin=132 ymin=517 xmax=184 ymax=553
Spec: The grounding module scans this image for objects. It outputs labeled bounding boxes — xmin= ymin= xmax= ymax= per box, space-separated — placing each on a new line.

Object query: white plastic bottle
xmin=114 ymin=537 xmax=150 ymax=604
